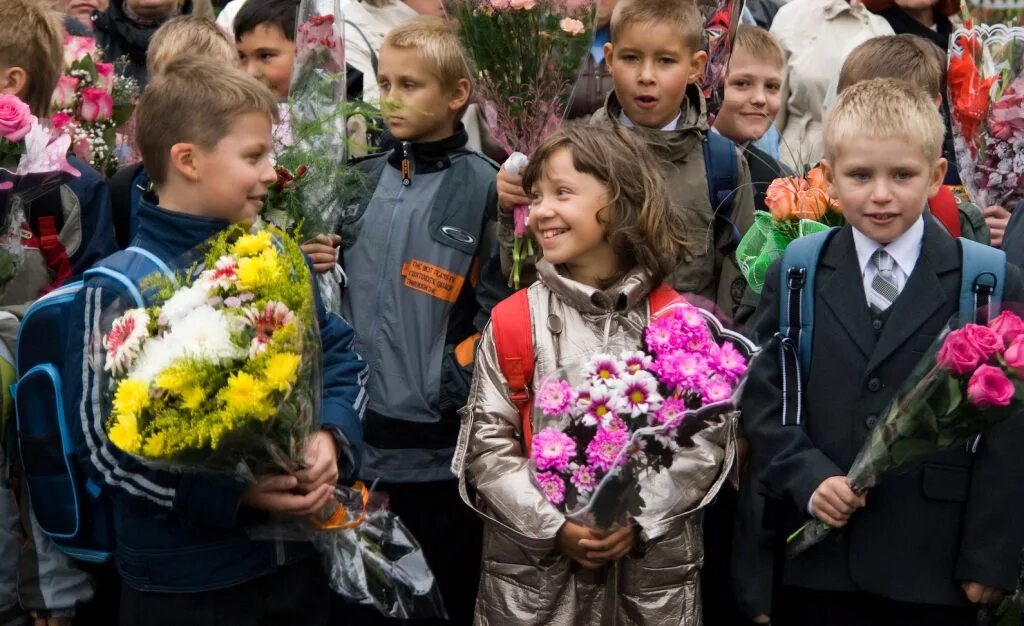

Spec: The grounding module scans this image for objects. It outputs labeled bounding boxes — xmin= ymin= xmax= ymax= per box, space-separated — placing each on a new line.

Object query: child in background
xmin=0 ymin=1 xmax=117 ymax=620
xmin=108 ymin=14 xmax=237 ymax=249
xmin=497 ymin=0 xmax=756 ymax=322
xmin=458 ymin=123 xmax=733 ymax=623
xmin=742 ymin=79 xmax=1024 ymax=626
xmin=835 ymin=34 xmax=990 ymax=245
xmin=336 ymin=16 xmax=506 ymax=625
xmin=64 ymin=56 xmax=366 ymax=626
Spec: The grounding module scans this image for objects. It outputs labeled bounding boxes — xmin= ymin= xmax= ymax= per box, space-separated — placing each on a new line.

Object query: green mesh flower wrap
xmin=736 ymin=211 xmax=832 ymax=294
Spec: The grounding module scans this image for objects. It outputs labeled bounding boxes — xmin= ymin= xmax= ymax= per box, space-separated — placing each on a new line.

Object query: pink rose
xmin=966 ymin=364 xmax=1015 ymax=408
xmin=51 ymin=112 xmax=75 ymax=133
xmin=510 ymin=0 xmax=537 ymax=8
xmin=95 ymin=63 xmax=116 ymax=92
xmin=0 ymin=94 xmax=36 ymax=143
xmin=559 ymin=17 xmax=586 ymax=36
xmin=963 ymin=323 xmax=1003 ymax=360
xmin=989 ymin=311 xmax=1024 ymax=345
xmin=79 ymin=88 xmax=113 ymax=123
xmin=52 ymin=75 xmax=80 ymax=111
xmin=935 ymin=328 xmax=986 ymax=375
xmin=489 ymin=0 xmax=510 ymax=7
xmin=1003 ymin=336 xmax=1024 ymax=371
xmin=62 ymin=35 xmax=98 ymax=67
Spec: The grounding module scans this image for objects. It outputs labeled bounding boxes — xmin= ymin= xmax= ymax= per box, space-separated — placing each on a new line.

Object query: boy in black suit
xmin=742 ymin=78 xmax=1024 ymax=626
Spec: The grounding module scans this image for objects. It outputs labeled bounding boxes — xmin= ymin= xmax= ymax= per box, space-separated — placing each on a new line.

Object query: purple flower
xmin=712 ymin=342 xmax=748 ymax=382
xmin=584 ymin=354 xmax=622 ymax=385
xmin=654 ymin=351 xmax=708 ymax=392
xmin=613 ymin=371 xmax=663 ymax=418
xmin=677 ymin=304 xmax=706 ymax=331
xmin=584 ymin=385 xmax=618 ymax=426
xmin=536 ymin=379 xmax=576 ymax=416
xmin=536 ymin=471 xmax=566 ymax=505
xmin=571 ymin=465 xmax=598 ymax=493
xmin=645 ymin=323 xmax=679 ymax=354
xmin=702 ymin=378 xmax=734 ymax=404
xmin=586 ymin=427 xmax=629 ymax=472
xmin=531 ymin=428 xmax=577 ymax=472
xmin=652 ymin=397 xmax=687 ymax=429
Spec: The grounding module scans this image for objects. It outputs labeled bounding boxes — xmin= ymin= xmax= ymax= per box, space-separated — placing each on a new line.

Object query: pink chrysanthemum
xmin=586 ymin=427 xmax=629 ymax=472
xmin=584 ymin=354 xmax=623 ymax=385
xmin=652 ymin=397 xmax=687 ymax=429
xmin=536 ymin=379 xmax=576 ymax=416
xmin=602 ymin=416 xmax=629 ymax=432
xmin=244 ymin=301 xmax=295 ymax=358
xmin=535 ymin=471 xmax=566 ymax=505
xmin=645 ymin=322 xmax=679 ymax=354
xmin=571 ymin=464 xmax=598 ymax=494
xmin=104 ymin=309 xmax=150 ymax=375
xmin=531 ymin=428 xmax=576 ymax=472
xmin=654 ymin=351 xmax=708 ymax=392
xmin=702 ymin=378 xmax=734 ymax=404
xmin=712 ymin=342 xmax=748 ymax=382
xmin=622 ymin=350 xmax=653 ymax=374
xmin=678 ymin=304 xmax=706 ymax=331
xmin=613 ymin=371 xmax=663 ymax=418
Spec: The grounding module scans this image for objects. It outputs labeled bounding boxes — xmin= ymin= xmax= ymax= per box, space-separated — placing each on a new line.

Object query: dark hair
xmin=521 ymin=123 xmax=689 ymax=289
xmin=234 ymin=0 xmax=299 ymax=42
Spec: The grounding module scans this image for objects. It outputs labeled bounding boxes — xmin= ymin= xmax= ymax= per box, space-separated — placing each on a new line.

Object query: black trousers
xmin=335 ymin=478 xmax=483 ymax=626
xmin=780 ymin=588 xmax=977 ymax=626
xmin=119 ymin=557 xmax=330 ymax=626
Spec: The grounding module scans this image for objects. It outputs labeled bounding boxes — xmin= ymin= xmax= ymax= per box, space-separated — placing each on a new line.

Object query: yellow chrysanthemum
xmin=263 ymin=352 xmax=301 ymax=392
xmin=113 ymin=379 xmax=150 ymax=420
xmin=108 ymin=413 xmax=142 ymax=454
xmin=220 ymin=372 xmax=275 ymax=421
xmin=154 ymin=366 xmax=191 ymax=395
xmin=237 ymin=248 xmax=285 ymax=291
xmin=232 ymin=231 xmax=273 ymax=258
xmin=141 ymin=432 xmax=167 ymax=458
xmin=180 ymin=386 xmax=206 ymax=410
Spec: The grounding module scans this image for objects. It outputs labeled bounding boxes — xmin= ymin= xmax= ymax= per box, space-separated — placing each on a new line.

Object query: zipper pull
xmin=401 ymin=142 xmax=412 ymax=186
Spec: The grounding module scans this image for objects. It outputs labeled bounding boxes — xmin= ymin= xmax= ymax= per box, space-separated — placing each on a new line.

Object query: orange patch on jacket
xmin=401 ymin=259 xmax=464 ymax=303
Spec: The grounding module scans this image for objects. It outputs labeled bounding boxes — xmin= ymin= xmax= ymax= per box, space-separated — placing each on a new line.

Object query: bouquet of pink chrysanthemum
xmin=529 ymin=300 xmax=753 ymax=529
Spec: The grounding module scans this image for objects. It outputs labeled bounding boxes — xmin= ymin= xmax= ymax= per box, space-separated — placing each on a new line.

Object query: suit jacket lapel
xmin=819 ymin=228 xmax=876 ymax=361
xmin=865 ymin=219 xmax=958 ymax=374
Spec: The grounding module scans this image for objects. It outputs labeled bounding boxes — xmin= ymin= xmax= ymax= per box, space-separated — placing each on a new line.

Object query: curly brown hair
xmin=521 ymin=123 xmax=689 ymax=289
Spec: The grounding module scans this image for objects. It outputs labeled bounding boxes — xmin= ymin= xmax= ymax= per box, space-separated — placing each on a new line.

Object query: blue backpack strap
xmin=777 ymin=229 xmax=837 ymax=426
xmin=84 ymin=247 xmax=177 ymax=306
xmin=704 ymin=133 xmax=741 ymax=253
xmin=958 ymin=238 xmax=1004 ymax=326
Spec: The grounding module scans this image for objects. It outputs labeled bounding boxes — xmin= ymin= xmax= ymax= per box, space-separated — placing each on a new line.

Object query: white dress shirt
xmin=851 ymin=217 xmax=925 ymax=306
xmin=617 ymin=110 xmax=683 ymax=132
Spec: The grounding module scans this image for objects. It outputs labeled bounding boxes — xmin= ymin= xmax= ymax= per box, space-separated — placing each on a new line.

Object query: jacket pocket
xmin=921 ymin=463 xmax=971 ymax=502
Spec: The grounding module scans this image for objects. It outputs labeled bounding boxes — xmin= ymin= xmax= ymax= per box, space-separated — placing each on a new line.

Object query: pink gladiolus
xmin=52 ymin=76 xmax=80 ymax=111
xmin=513 ymin=205 xmax=529 ymax=237
xmin=559 ymin=17 xmax=586 ymax=36
xmin=989 ymin=311 xmax=1024 ymax=345
xmin=95 ymin=63 xmax=116 ymax=92
xmin=0 ymin=94 xmax=36 ymax=143
xmin=80 ymin=88 xmax=113 ymax=123
xmin=989 ymin=77 xmax=1024 ymax=142
xmin=531 ymin=428 xmax=576 ymax=472
xmin=966 ymin=364 xmax=1015 ymax=408
xmin=936 ymin=328 xmax=987 ymax=375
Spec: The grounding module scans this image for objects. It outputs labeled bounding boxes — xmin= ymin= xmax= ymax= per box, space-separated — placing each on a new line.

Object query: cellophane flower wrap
xmin=0 ymin=93 xmax=79 ymax=298
xmin=948 ymin=20 xmax=1024 ymax=209
xmin=95 ymin=225 xmax=445 ymax=619
xmin=698 ymin=0 xmax=743 ymax=118
xmin=50 ymin=34 xmax=138 ymax=177
xmin=529 ymin=300 xmax=754 ymax=530
xmin=736 ymin=166 xmax=844 ymax=294
xmin=442 ymin=0 xmax=595 ymax=288
xmin=787 ymin=308 xmax=1024 ymax=557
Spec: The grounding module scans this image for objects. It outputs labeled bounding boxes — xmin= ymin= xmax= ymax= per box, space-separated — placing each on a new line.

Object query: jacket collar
xmin=822 ymin=0 xmax=860 ymax=20
xmin=133 ymin=195 xmax=231 ymax=263
xmin=593 ymin=86 xmax=707 ymax=163
xmin=386 ymin=124 xmax=469 ymax=175
xmin=877 ymin=7 xmax=953 ymax=49
xmin=537 ymin=260 xmax=652 ymax=315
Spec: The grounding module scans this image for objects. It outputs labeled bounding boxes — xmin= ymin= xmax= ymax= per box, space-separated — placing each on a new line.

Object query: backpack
xmin=775 ymin=229 xmax=1005 ymax=428
xmin=928 ymin=186 xmax=962 ymax=238
xmin=704 ymin=132 xmax=742 ymax=253
xmin=13 ymin=247 xmax=173 ymax=563
xmin=490 ymin=283 xmax=684 ymax=456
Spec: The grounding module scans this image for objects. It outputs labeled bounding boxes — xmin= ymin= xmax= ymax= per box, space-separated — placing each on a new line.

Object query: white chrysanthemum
xmin=612 ymin=371 xmax=663 ymax=418
xmin=128 ymin=336 xmax=181 ymax=384
xmin=159 ymin=283 xmax=211 ymax=328
xmin=168 ymin=306 xmax=245 ymax=362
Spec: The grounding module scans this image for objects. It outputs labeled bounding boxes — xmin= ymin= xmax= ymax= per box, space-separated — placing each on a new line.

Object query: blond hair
xmin=824 ymin=78 xmax=944 ymax=163
xmin=137 ymin=56 xmax=278 ymax=186
xmin=383 ymin=16 xmax=471 ymax=92
xmin=837 ymin=35 xmax=943 ymax=98
xmin=147 ymin=16 xmax=237 ymax=77
xmin=522 ymin=123 xmax=689 ymax=289
xmin=610 ymin=0 xmax=703 ymax=52
xmin=732 ymin=24 xmax=784 ymax=72
xmin=0 ymin=0 xmax=62 ymax=117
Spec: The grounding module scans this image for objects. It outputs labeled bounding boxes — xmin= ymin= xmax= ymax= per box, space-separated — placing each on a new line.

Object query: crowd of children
xmin=0 ymin=0 xmax=1022 ymax=624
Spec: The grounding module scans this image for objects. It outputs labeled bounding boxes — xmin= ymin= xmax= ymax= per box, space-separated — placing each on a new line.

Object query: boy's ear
xmin=603 ymin=42 xmax=615 ymax=67
xmin=927 ymin=157 xmax=949 ymax=198
xmin=820 ymin=159 xmax=838 ymax=196
xmin=447 ymin=77 xmax=472 ymax=113
xmin=0 ymin=67 xmax=27 ymax=98
xmin=168 ymin=142 xmax=202 ymax=183
xmin=688 ymin=50 xmax=709 ymax=84
xmin=934 ymin=93 xmax=943 ymax=109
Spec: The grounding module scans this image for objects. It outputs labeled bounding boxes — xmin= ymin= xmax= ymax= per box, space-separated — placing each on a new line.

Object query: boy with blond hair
xmin=498 ymin=0 xmax=756 ymax=321
xmin=61 ymin=57 xmax=366 ymax=625
xmin=742 ymin=78 xmax=1024 ymax=626
xmin=336 ymin=16 xmax=504 ymax=624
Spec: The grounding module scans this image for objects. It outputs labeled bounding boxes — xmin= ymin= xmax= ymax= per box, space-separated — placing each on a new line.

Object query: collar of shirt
xmin=617 ymin=110 xmax=683 ymax=132
xmin=852 ymin=215 xmax=925 ymax=280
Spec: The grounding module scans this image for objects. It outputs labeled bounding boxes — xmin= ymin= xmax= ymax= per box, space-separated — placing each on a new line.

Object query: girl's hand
xmin=497 ymin=168 xmax=530 ymax=214
xmin=301 ymin=234 xmax=341 ymax=274
xmin=557 ymin=521 xmax=603 ymax=569
xmin=983 ymin=205 xmax=1011 ymax=247
xmin=579 ymin=525 xmax=637 ymax=562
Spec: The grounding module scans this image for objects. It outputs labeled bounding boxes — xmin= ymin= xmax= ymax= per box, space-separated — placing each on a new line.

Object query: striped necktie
xmin=868 ymin=248 xmax=899 ymax=313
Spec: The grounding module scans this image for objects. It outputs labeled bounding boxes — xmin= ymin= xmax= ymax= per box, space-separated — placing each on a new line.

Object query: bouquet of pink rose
xmin=50 ymin=34 xmax=138 ymax=177
xmin=787 ymin=309 xmax=1024 ymax=557
xmin=529 ymin=300 xmax=753 ymax=529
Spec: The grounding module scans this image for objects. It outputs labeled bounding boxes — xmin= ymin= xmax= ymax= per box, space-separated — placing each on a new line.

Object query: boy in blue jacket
xmin=62 ymin=56 xmax=366 ymax=626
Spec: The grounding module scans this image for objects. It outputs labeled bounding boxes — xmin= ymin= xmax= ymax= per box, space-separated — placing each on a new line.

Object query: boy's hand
xmin=984 ymin=205 xmax=1011 ymax=247
xmin=962 ymin=581 xmax=1004 ymax=604
xmin=557 ymin=521 xmax=603 ymax=569
xmin=294 ymin=430 xmax=340 ymax=493
xmin=241 ymin=474 xmax=333 ymax=516
xmin=579 ymin=525 xmax=637 ymax=563
xmin=497 ymin=168 xmax=530 ymax=215
xmin=301 ymin=234 xmax=341 ymax=274
xmin=810 ymin=476 xmax=866 ymax=527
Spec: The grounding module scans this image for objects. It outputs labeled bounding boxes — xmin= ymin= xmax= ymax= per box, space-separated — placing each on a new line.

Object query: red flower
xmin=948 ymin=52 xmax=997 ymax=147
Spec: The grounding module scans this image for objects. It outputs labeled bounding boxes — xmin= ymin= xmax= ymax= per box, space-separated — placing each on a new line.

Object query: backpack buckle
xmin=787 ymin=267 xmax=806 ymax=290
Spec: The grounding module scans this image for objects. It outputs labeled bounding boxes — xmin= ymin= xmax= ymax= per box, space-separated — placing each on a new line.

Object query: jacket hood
xmin=592 ymin=85 xmax=708 ymax=163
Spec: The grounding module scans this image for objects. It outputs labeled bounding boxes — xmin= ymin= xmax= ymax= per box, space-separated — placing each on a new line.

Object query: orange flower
xmin=806 ymin=166 xmax=828 ymax=192
xmin=765 ymin=176 xmax=807 ymax=221
xmin=795 ymin=188 xmax=830 ymax=220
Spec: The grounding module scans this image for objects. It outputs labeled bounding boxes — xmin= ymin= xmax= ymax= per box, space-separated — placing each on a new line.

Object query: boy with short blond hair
xmin=742 ymin=78 xmax=1024 ymax=626
xmin=147 ymin=15 xmax=237 ymax=77
xmin=337 ymin=15 xmax=504 ymax=624
xmin=62 ymin=56 xmax=366 ymax=625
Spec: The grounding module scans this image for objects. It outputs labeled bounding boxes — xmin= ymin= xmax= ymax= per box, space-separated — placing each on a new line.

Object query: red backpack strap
xmin=36 ymin=215 xmax=72 ymax=295
xmin=929 ymin=186 xmax=961 ymax=238
xmin=648 ymin=283 xmax=685 ymax=316
xmin=490 ymin=289 xmax=535 ymax=456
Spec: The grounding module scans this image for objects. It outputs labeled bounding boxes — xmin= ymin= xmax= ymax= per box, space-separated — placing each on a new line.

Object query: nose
xmin=530 ymin=195 xmax=555 ymax=221
xmin=750 ymin=86 xmax=767 ymax=106
xmin=869 ymin=178 xmax=893 ymax=204
xmin=259 ymin=159 xmax=277 ymax=185
xmin=240 ymin=58 xmax=259 ymax=78
xmin=638 ymin=59 xmax=656 ymax=84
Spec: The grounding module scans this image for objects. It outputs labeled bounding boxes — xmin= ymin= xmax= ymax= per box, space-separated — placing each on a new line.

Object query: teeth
xmin=542 ymin=229 xmax=566 ymax=240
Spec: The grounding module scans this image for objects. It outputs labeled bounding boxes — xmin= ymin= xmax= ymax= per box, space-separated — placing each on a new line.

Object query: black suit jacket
xmin=742 ymin=220 xmax=1024 ymax=606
